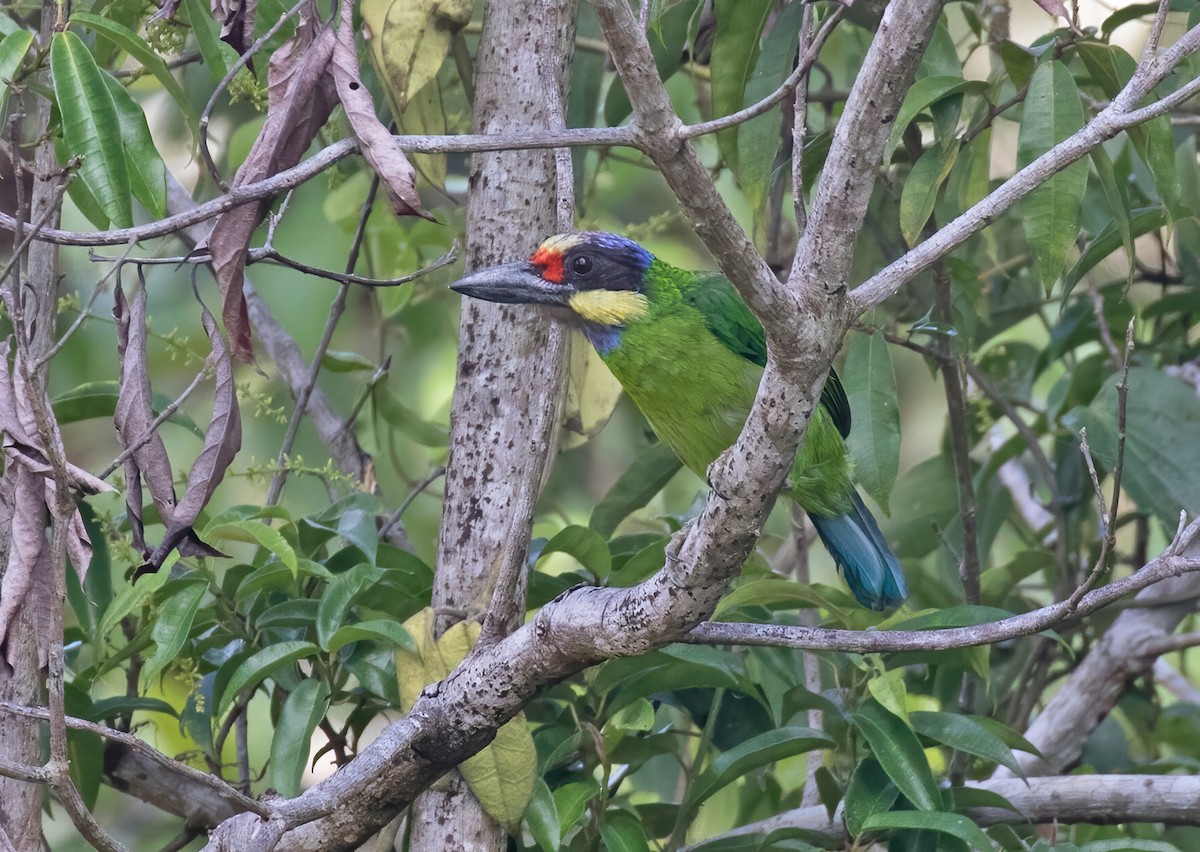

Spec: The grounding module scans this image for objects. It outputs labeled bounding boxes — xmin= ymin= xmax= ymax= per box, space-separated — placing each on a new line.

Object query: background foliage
xmin=2 ymin=0 xmax=1200 ymax=849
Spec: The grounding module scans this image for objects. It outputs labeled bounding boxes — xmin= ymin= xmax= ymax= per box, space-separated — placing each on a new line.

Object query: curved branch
xmin=850 ymin=24 xmax=1200 ymax=312
xmin=687 ymin=531 xmax=1200 ymax=653
xmin=684 ymin=774 xmax=1200 ymax=849
xmin=0 ymin=127 xmax=636 ymax=248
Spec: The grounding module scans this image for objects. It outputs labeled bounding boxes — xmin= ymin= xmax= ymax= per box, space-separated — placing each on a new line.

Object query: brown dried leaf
xmin=114 ymin=284 xmax=179 ymax=523
xmin=0 ymin=342 xmax=34 ymax=447
xmin=206 ymin=0 xmax=338 ymax=361
xmin=332 ymin=3 xmax=432 ymax=220
xmin=170 ymin=305 xmax=242 ymax=533
xmin=212 ymin=0 xmax=257 ymax=59
xmin=1031 ymin=0 xmax=1071 ymax=20
xmin=0 ymin=470 xmax=46 ymax=670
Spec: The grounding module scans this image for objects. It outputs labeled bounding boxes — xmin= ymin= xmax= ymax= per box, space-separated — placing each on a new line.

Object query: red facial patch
xmin=530 ymin=247 xmax=564 ymax=284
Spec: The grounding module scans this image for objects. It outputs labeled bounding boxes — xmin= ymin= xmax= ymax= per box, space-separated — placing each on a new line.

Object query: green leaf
xmin=1077 ymin=841 xmax=1182 ymax=852
xmin=375 ymin=386 xmax=448 ymax=448
xmin=317 ymin=563 xmax=384 ymax=650
xmin=866 ymin=664 xmax=909 ymax=722
xmin=1076 ymin=42 xmax=1177 ymax=210
xmin=97 ymin=560 xmax=173 ymax=640
xmin=590 ymin=442 xmax=682 ymax=538
xmin=51 ymin=31 xmax=133 ymax=228
xmin=326 ymin=618 xmax=418 ymax=653
xmin=910 ymin=711 xmax=1025 ymax=777
xmin=1065 ymin=210 xmax=1166 ymax=297
xmin=0 ymin=30 xmax=35 ymax=126
xmin=460 ymin=711 xmax=538 ymax=833
xmin=686 ymin=726 xmax=833 ymax=808
xmin=885 ymin=76 xmax=985 ymax=164
xmin=711 ymin=0 xmax=772 ymax=173
xmin=203 ymin=520 xmax=299 ymax=577
xmin=852 ymin=701 xmax=940 ymax=812
xmin=142 ymin=580 xmax=206 ymax=683
xmin=87 ymin=695 xmax=177 ymax=721
xmin=713 ymin=577 xmax=848 ymax=619
xmin=604 ymin=0 xmax=699 ymax=126
xmin=599 ymin=809 xmax=651 ymax=852
xmin=304 ymin=493 xmax=382 ymax=564
xmin=538 ymin=525 xmax=611 ymax=578
xmin=53 ymin=380 xmax=204 ymax=438
xmin=892 ymin=604 xmax=1014 ymax=631
xmin=735 ymin=1 xmax=803 ymax=218
xmin=70 ymin=12 xmax=200 ymax=133
xmin=609 ymin=697 xmax=655 ymax=734
xmin=527 ymin=778 xmax=560 ymax=852
xmin=183 ymin=0 xmax=238 ymax=81
xmin=554 ymin=780 xmax=599 ymax=837
xmin=998 ymin=39 xmax=1035 ymax=88
xmin=845 ymin=331 xmax=902 ymax=513
xmin=217 ymin=641 xmax=321 ymax=716
xmin=1062 ymin=366 xmax=1200 ymax=524
xmin=100 ymin=73 xmax=166 ymax=218
xmin=322 ymin=350 xmax=377 ymax=372
xmin=900 ymin=141 xmax=960 ymax=246
xmin=269 ymin=679 xmax=329 ymax=797
xmin=859 ymin=810 xmax=993 ymax=850
xmin=1017 ymin=61 xmax=1088 ymax=287
xmin=844 ymin=758 xmax=899 ymax=836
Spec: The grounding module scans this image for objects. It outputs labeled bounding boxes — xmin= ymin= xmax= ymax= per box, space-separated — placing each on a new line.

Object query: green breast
xmin=595 ymin=273 xmax=855 ymax=518
xmin=601 ymin=313 xmax=760 ymax=477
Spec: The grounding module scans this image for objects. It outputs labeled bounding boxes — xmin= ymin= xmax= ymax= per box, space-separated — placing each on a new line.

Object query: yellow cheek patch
xmin=568 ymin=290 xmax=649 ymax=326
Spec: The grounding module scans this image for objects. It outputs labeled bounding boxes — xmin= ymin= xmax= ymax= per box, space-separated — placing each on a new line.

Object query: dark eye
xmin=572 ymin=255 xmax=593 ymax=276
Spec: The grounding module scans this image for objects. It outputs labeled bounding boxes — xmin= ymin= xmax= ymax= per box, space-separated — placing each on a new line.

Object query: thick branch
xmin=687 ymin=774 xmax=1200 ymax=848
xmin=850 ymin=24 xmax=1200 ymax=312
xmin=199 ymin=3 xmax=957 ymax=848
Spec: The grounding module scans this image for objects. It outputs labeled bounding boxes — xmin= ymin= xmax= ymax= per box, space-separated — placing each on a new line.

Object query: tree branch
xmin=850 ymin=24 xmax=1200 ymax=312
xmin=684 ymin=774 xmax=1200 ymax=848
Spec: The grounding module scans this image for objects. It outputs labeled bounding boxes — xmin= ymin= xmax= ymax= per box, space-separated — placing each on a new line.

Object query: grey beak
xmin=449 ymin=261 xmax=572 ymax=307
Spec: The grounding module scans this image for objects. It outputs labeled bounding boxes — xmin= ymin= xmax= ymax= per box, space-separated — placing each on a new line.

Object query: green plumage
xmin=449 ymin=232 xmax=907 ymax=610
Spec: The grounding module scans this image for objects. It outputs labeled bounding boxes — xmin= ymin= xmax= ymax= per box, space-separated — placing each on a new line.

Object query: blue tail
xmin=809 ymin=492 xmax=907 ymax=611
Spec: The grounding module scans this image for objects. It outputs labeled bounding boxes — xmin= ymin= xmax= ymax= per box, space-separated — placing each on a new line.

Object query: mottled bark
xmin=0 ymin=7 xmax=62 ymax=839
xmin=416 ymin=0 xmax=576 ymax=848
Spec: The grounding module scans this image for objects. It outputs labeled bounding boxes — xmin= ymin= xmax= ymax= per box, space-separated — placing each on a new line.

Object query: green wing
xmin=682 ymin=272 xmax=851 ymax=438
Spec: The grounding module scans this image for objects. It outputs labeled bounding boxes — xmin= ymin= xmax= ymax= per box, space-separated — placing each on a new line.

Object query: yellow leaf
xmin=396 ymin=607 xmax=436 ymax=710
xmin=460 ymin=712 xmax=537 ymax=833
xmin=561 ymin=338 xmax=624 ymax=450
xmin=395 ymin=609 xmax=536 ymax=830
xmin=865 ymin=658 xmax=909 ymax=722
xmin=360 ymin=0 xmax=471 ymax=113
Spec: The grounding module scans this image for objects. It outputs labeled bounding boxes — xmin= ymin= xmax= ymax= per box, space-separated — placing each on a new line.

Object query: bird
xmin=450 ymin=231 xmax=907 ymax=611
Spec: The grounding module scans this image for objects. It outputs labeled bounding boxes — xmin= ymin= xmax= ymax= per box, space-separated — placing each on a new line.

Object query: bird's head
xmin=450 ymin=232 xmax=654 ymax=329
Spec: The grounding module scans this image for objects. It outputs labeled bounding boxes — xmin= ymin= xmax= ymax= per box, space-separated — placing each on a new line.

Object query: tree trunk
xmin=413 ymin=0 xmax=577 ymax=848
xmin=0 ymin=7 xmax=63 ymax=841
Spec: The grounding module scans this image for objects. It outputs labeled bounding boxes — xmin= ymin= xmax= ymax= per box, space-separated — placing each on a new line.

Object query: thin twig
xmin=679 ymin=7 xmax=845 ymax=141
xmin=96 ymin=360 xmax=212 ymax=480
xmin=1089 ymin=282 xmax=1123 ymax=370
xmin=1068 ymin=321 xmax=1134 ymax=608
xmin=87 ymin=241 xmax=457 ymax=289
xmin=689 ymin=551 xmax=1200 ymax=654
xmin=379 ymin=466 xmax=446 ymax=539
xmin=791 ymin=7 xmax=814 ymax=235
xmin=35 ymin=239 xmax=138 ymax=369
xmin=1140 ymin=0 xmax=1172 ymax=68
xmin=851 ymin=23 xmax=1200 ymax=312
xmin=933 ymin=264 xmax=981 ymax=604
xmin=198 ymin=0 xmax=308 ymax=191
xmin=265 ymin=176 xmax=380 ymax=505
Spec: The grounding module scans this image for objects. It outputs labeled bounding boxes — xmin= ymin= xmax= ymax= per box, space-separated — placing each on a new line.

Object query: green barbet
xmin=451 ymin=232 xmax=906 ymax=610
